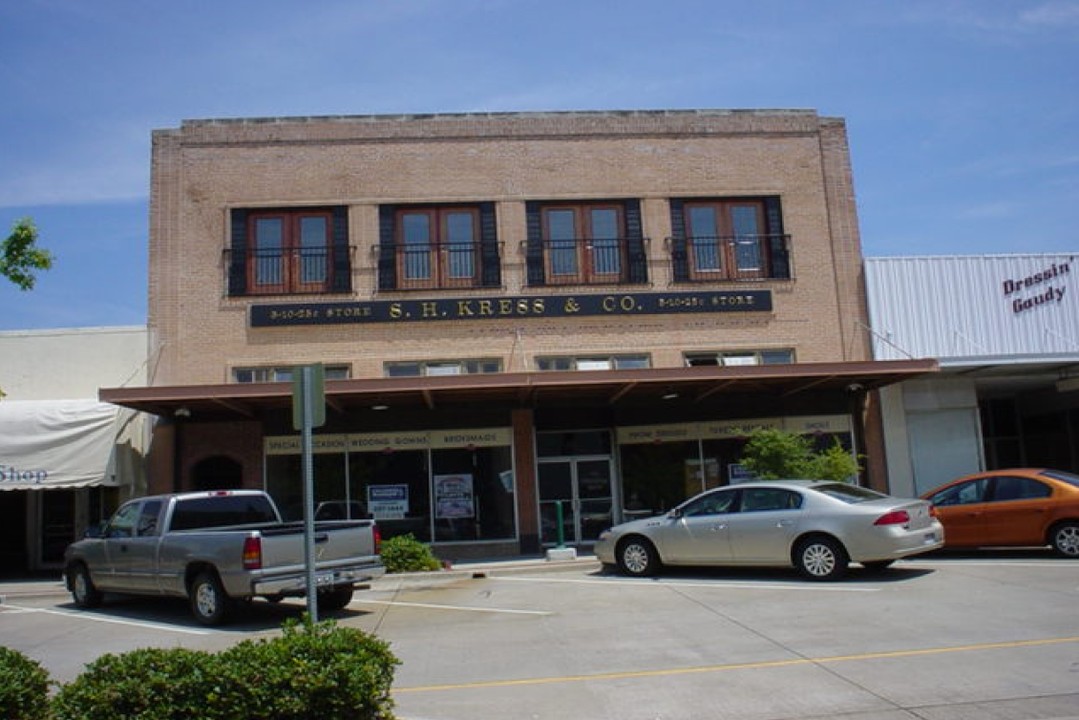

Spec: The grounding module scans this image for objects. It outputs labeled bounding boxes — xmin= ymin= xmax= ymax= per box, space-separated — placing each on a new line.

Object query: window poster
xmin=367 ymin=484 xmax=409 ymax=520
xmin=435 ymin=474 xmax=475 ymax=519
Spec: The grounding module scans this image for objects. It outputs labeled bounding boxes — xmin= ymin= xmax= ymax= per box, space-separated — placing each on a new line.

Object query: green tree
xmin=1 ymin=218 xmax=54 ymax=291
xmin=739 ymin=428 xmax=860 ymax=482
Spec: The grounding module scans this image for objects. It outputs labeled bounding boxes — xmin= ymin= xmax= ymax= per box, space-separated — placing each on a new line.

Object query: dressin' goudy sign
xmin=250 ymin=290 xmax=772 ymax=327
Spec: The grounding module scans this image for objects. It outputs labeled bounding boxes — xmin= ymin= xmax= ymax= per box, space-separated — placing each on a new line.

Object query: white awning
xmin=0 ymin=399 xmax=119 ymax=491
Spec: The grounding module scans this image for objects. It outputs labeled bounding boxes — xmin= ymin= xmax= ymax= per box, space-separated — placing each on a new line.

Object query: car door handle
xmin=711 ymin=524 xmax=727 ymax=531
xmin=776 ymin=520 xmax=793 ymax=528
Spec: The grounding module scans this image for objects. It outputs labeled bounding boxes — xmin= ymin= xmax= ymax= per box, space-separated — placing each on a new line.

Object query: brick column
xmin=512 ymin=408 xmax=539 ymax=554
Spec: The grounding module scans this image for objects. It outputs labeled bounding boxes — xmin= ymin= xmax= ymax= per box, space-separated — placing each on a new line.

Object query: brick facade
xmin=149 ymin=110 xmax=869 ymax=387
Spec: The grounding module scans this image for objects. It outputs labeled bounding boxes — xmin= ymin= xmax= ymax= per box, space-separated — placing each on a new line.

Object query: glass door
xmin=538 ymin=457 xmax=613 ymax=545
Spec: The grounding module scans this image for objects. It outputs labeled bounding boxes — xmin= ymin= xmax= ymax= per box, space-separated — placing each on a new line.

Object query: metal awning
xmin=99 ymin=359 xmax=939 ymax=420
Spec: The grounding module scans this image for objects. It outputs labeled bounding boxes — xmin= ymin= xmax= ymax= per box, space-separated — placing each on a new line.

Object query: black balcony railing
xmin=224 ymin=245 xmax=352 ymax=295
xmin=669 ymin=234 xmax=792 ymax=281
xmin=376 ymin=240 xmax=502 ymax=291
xmin=524 ymin=237 xmax=649 ymax=286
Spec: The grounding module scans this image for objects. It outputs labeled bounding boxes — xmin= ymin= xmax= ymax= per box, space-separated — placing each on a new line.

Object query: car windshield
xmin=812 ymin=483 xmax=888 ymax=504
xmin=1040 ymin=469 xmax=1079 ymax=488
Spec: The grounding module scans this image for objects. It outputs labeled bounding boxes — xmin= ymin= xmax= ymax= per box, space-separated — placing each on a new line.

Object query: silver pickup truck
xmin=63 ymin=489 xmax=384 ymax=625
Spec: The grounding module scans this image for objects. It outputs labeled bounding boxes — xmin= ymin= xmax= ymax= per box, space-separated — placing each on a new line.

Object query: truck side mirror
xmin=83 ymin=522 xmax=106 ymax=539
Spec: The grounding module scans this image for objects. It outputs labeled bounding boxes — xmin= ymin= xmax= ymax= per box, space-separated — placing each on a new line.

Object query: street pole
xmin=300 ymin=365 xmax=318 ymax=623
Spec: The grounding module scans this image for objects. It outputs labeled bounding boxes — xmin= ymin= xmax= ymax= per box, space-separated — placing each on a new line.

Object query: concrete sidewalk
xmin=0 ymin=553 xmax=601 ymax=602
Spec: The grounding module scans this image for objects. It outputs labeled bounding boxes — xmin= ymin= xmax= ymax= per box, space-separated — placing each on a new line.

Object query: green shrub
xmin=51 ymin=619 xmax=399 ymax=720
xmin=52 ymin=647 xmax=218 ymax=720
xmin=380 ymin=533 xmax=442 ymax=573
xmin=220 ymin=618 xmax=399 ymax=719
xmin=0 ymin=646 xmax=52 ymax=720
xmin=739 ymin=428 xmax=861 ymax=482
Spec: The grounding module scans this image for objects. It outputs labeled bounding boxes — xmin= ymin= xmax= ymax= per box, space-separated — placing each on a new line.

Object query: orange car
xmin=921 ymin=468 xmax=1079 ymax=557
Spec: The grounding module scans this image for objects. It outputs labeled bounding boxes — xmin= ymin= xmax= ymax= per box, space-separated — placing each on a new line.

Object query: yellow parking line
xmin=393 ymin=635 xmax=1079 ymax=694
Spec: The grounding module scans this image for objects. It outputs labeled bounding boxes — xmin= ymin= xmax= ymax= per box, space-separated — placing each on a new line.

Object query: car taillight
xmin=242 ymin=536 xmax=262 ymax=570
xmin=373 ymin=523 xmax=382 ymax=555
xmin=874 ymin=510 xmax=911 ymax=526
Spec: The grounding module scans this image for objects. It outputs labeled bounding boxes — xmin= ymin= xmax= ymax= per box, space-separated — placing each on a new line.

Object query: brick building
xmin=102 ymin=109 xmax=934 ymax=557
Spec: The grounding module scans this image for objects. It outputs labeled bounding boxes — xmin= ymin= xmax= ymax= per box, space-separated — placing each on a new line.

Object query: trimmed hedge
xmin=47 ymin=619 xmax=399 ymax=720
xmin=0 ymin=646 xmax=51 ymax=720
xmin=380 ymin=534 xmax=442 ymax=573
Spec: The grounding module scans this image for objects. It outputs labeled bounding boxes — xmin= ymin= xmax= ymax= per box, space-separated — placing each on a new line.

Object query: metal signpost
xmin=292 ymin=364 xmax=325 ymax=622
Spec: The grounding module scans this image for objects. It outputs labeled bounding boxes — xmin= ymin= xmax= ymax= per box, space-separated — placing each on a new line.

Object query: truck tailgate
xmin=257 ymin=520 xmax=379 ymax=570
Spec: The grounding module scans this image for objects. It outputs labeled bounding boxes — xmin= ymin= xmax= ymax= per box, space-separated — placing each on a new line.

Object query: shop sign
xmin=699 ymin=417 xmax=783 ymax=440
xmin=617 ymin=415 xmax=847 ymax=445
xmin=264 ymin=434 xmax=347 ymax=455
xmin=367 ymin=484 xmax=409 ymax=520
xmin=348 ymin=431 xmax=429 ymax=453
xmin=264 ymin=427 xmax=510 ymax=455
xmin=430 ymin=428 xmax=511 ymax=449
xmin=250 ymin=290 xmax=772 ymax=327
xmin=1002 ymin=259 xmax=1072 ymax=315
xmin=783 ymin=415 xmax=851 ymax=434
xmin=0 ymin=464 xmax=49 ymax=486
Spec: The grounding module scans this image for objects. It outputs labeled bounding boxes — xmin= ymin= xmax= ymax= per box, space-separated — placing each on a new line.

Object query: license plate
xmin=923 ymin=532 xmax=937 ymax=545
xmin=316 ymin=572 xmax=334 ymax=586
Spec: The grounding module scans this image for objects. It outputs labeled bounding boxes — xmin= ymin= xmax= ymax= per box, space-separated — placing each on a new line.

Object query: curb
xmin=0 ymin=557 xmax=602 ymax=602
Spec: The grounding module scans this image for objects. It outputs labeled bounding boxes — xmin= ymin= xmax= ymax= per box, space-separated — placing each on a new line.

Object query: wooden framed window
xmin=247 ymin=210 xmax=333 ymax=293
xmin=229 ymin=207 xmax=349 ymax=297
xmin=542 ymin=204 xmax=625 ymax=285
xmin=396 ymin=207 xmax=481 ymax=289
xmin=683 ymin=200 xmax=768 ymax=280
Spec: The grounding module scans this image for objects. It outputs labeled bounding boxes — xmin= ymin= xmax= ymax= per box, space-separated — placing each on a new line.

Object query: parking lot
xmin=3 ymin=552 xmax=1078 ymax=720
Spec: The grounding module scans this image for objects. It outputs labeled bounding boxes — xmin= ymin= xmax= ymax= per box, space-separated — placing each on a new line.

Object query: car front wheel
xmin=617 ymin=536 xmax=659 ymax=577
xmin=1049 ymin=522 xmax=1079 ymax=557
xmin=794 ymin=537 xmax=848 ymax=581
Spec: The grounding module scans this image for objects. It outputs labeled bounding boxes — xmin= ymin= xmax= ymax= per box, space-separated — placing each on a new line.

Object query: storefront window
xmin=619 ymin=442 xmax=702 ymax=514
xmin=263 ymin=428 xmax=515 ymax=545
xmin=349 ymin=450 xmax=431 ymax=542
xmin=432 ymin=446 xmax=515 ymax=542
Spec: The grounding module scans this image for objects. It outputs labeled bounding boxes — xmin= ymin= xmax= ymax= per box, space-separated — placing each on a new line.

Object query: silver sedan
xmin=595 ymin=480 xmax=944 ymax=580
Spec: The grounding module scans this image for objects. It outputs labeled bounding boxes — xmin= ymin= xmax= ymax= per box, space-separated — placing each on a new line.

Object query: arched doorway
xmin=191 ymin=456 xmax=243 ymax=491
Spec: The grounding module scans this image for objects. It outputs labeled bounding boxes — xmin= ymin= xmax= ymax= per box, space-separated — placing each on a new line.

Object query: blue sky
xmin=1 ymin=0 xmax=1077 ymax=330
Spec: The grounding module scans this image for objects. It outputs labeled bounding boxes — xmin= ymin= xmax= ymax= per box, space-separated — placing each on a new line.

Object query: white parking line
xmin=2 ymin=605 xmax=213 ymax=635
xmin=909 ymin=559 xmax=1078 ymax=567
xmin=353 ymin=599 xmax=553 ymax=615
xmin=493 ymin=575 xmax=881 ymax=592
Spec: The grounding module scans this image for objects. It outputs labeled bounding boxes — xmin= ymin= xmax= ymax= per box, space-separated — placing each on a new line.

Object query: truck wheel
xmin=190 ymin=571 xmax=231 ymax=626
xmin=317 ymin=587 xmax=354 ymax=613
xmin=69 ymin=563 xmax=103 ymax=608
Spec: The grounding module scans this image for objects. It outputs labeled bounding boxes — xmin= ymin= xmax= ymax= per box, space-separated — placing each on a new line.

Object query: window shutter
xmin=624 ymin=199 xmax=648 ymax=284
xmin=378 ymin=206 xmax=397 ymax=291
xmin=479 ymin=203 xmax=501 ymax=287
xmin=668 ymin=199 xmax=689 ymax=282
xmin=764 ymin=197 xmax=789 ymax=279
xmin=525 ymin=201 xmax=545 ymax=286
xmin=331 ymin=207 xmax=351 ymax=293
xmin=228 ymin=210 xmax=248 ymax=296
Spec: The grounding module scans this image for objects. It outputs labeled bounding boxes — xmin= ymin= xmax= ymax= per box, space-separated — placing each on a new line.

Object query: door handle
xmin=777 ymin=520 xmax=793 ymax=527
xmin=711 ymin=524 xmax=727 ymax=531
